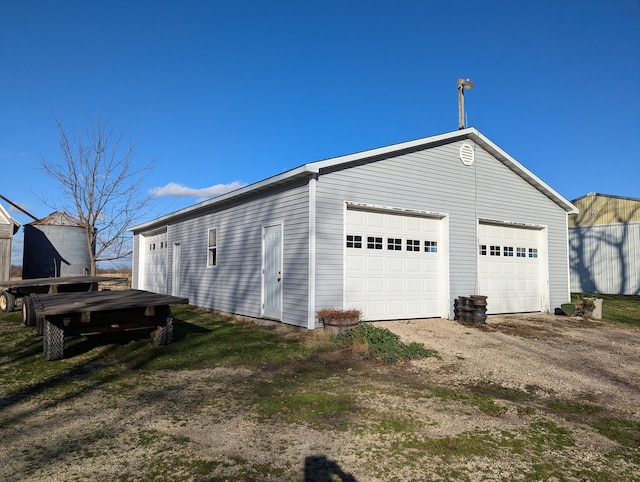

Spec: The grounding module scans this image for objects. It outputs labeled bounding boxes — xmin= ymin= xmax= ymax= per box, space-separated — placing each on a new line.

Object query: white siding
xmin=570 ymin=222 xmax=640 ymax=295
xmin=164 ymin=180 xmax=310 ymax=327
xmin=315 ymin=140 xmax=570 ymax=316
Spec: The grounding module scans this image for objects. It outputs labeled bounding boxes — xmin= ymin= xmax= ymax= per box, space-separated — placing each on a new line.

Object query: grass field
xmin=572 ymin=293 xmax=640 ymax=328
xmin=0 ymin=297 xmax=639 ymax=480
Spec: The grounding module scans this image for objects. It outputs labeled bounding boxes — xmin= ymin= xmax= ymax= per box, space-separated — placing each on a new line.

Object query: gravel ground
xmin=1 ymin=312 xmax=639 ymax=481
xmin=381 ymin=313 xmax=640 ymax=418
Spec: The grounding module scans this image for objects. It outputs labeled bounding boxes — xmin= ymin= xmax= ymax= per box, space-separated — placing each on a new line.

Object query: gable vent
xmin=459 ymin=143 xmax=475 ymax=166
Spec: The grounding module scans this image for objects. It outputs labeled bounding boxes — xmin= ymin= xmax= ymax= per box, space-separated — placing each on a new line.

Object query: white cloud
xmin=0 ymin=151 xmax=27 ymax=159
xmin=149 ymin=181 xmax=246 ymax=199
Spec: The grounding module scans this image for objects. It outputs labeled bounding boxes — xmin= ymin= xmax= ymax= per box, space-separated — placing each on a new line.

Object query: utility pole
xmin=457 ymin=78 xmax=474 ymax=129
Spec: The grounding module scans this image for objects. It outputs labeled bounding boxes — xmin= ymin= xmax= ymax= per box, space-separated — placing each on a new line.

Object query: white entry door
xmin=262 ymin=224 xmax=283 ymax=320
xmin=143 ymin=231 xmax=168 ymax=294
xmin=478 ymin=223 xmax=544 ymax=314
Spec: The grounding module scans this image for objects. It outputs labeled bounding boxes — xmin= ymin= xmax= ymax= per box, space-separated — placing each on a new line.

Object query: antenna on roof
xmin=457 ymin=78 xmax=474 ymax=129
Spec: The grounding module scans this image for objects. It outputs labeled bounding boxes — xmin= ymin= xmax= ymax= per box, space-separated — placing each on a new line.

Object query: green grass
xmin=330 ymin=322 xmax=438 ymax=362
xmin=1 ymin=301 xmax=639 ymax=481
xmin=572 ymin=293 xmax=640 ymax=327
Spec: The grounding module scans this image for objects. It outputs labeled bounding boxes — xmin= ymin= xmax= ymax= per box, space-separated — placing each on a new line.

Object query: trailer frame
xmin=32 ymin=289 xmax=189 ymax=361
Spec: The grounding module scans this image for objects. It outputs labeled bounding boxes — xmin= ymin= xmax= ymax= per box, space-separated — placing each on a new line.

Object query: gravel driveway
xmin=380 ymin=313 xmax=640 ymax=417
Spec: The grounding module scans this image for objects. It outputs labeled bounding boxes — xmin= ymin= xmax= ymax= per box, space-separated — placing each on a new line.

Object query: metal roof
xmin=29 ymin=211 xmax=84 ymax=227
xmin=572 ymin=192 xmax=640 ymax=204
xmin=130 ymin=127 xmax=578 ymax=233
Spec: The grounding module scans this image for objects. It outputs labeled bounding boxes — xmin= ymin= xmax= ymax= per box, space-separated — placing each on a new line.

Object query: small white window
xmin=490 ymin=245 xmax=500 ymax=256
xmin=407 ymin=239 xmax=420 ymax=252
xmin=504 ymin=246 xmax=514 ymax=257
xmin=529 ymin=248 xmax=538 ymax=258
xmin=479 ymin=244 xmax=487 ymax=255
xmin=387 ymin=238 xmax=402 ymax=251
xmin=516 ymin=247 xmax=526 ymax=258
xmin=367 ymin=237 xmax=383 ymax=250
xmin=425 ymin=241 xmax=438 ymax=253
xmin=208 ymin=228 xmax=217 ymax=266
xmin=346 ymin=235 xmax=362 ymax=248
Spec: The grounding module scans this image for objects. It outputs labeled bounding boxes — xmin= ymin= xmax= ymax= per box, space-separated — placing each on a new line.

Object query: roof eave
xmin=130 ymin=164 xmax=318 ymax=233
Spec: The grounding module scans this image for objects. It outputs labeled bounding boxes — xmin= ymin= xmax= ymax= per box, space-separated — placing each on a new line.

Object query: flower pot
xmin=322 ymin=317 xmax=360 ymax=335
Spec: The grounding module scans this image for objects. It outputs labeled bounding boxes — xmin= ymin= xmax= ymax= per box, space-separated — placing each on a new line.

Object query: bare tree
xmin=41 ymin=113 xmax=154 ymax=275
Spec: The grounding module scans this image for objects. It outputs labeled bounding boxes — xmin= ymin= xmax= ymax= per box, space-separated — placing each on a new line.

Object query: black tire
xmin=150 ymin=306 xmax=173 ymax=346
xmin=0 ymin=291 xmax=15 ymax=313
xmin=43 ymin=318 xmax=64 ymax=361
xmin=22 ymin=296 xmax=36 ymax=327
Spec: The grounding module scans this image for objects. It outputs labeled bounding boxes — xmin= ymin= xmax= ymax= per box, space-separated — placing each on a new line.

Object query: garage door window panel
xmin=367 ymin=237 xmax=382 ymax=249
xmin=407 ymin=239 xmax=420 ymax=251
xmin=346 ymin=235 xmax=362 ymax=248
xmin=388 ymin=238 xmax=402 ymax=251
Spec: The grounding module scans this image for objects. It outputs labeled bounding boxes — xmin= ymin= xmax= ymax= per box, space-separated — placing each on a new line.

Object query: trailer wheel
xmin=43 ymin=318 xmax=64 ymax=361
xmin=0 ymin=291 xmax=15 ymax=312
xmin=151 ymin=306 xmax=173 ymax=346
xmin=22 ymin=296 xmax=36 ymax=327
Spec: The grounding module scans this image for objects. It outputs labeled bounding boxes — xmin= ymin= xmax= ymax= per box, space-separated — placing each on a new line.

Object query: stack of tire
xmin=455 ymin=295 xmax=488 ymax=324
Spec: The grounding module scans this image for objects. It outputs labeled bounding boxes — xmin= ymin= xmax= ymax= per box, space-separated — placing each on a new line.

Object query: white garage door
xmin=143 ymin=231 xmax=168 ymax=294
xmin=345 ymin=208 xmax=445 ymax=321
xmin=478 ymin=223 xmax=543 ymax=314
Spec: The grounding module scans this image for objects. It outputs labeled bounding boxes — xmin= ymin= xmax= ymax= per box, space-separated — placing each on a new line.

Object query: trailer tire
xmin=0 ymin=291 xmax=15 ymax=312
xmin=43 ymin=318 xmax=64 ymax=361
xmin=23 ymin=296 xmax=36 ymax=327
xmin=151 ymin=306 xmax=173 ymax=346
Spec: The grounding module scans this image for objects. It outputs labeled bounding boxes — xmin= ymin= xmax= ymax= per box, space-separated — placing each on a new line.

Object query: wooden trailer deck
xmin=31 ymin=289 xmax=189 ymax=361
xmin=0 ymin=275 xmax=128 ymax=314
xmin=31 ymin=289 xmax=188 ymax=316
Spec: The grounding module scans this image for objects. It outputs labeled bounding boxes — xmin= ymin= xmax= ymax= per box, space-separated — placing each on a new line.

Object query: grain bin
xmin=22 ymin=212 xmax=92 ymax=279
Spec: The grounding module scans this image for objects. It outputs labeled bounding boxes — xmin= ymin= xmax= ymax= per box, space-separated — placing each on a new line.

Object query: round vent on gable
xmin=459 ymin=143 xmax=475 ymax=166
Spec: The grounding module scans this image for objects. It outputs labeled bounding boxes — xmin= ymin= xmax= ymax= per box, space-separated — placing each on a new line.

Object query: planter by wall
xmin=318 ymin=308 xmax=361 ymax=335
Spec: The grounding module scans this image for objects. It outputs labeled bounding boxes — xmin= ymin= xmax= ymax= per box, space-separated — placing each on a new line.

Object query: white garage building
xmin=130 ymin=128 xmax=577 ymax=328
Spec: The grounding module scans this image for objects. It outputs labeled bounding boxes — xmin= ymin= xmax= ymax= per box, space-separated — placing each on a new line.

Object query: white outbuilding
xmin=130 ymin=128 xmax=577 ymax=328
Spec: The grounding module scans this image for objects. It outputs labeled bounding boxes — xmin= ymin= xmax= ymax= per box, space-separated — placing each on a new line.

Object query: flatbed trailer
xmin=0 ymin=276 xmax=127 ymax=325
xmin=31 ymin=289 xmax=189 ymax=361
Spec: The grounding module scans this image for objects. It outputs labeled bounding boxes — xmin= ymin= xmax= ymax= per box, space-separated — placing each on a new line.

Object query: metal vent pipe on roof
xmin=457 ymin=78 xmax=474 ymax=129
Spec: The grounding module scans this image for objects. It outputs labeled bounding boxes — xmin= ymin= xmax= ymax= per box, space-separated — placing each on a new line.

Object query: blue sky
xmin=1 ymin=0 xmax=639 ymax=265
